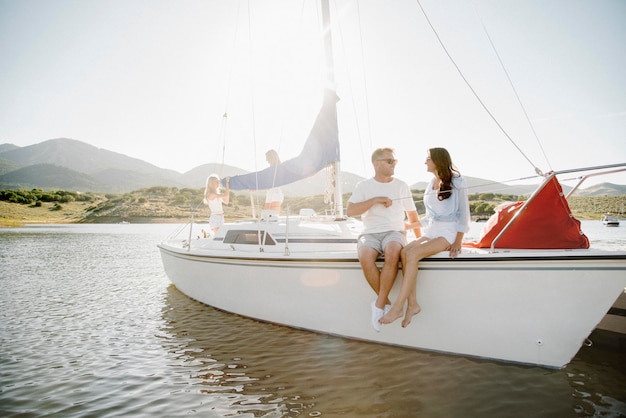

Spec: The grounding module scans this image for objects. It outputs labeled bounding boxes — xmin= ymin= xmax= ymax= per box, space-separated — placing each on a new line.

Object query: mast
xmin=321 ymin=0 xmax=344 ymax=218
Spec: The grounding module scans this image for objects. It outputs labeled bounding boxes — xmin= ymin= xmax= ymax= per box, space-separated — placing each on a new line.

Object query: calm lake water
xmin=1 ymin=221 xmax=625 ymax=417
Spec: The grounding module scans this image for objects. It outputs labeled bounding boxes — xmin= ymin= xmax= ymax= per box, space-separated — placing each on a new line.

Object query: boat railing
xmin=489 ymin=163 xmax=626 ymax=252
xmin=564 ymin=163 xmax=626 ymax=198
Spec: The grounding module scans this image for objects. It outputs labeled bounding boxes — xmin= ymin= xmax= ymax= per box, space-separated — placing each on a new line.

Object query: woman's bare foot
xmin=380 ymin=306 xmax=403 ymax=324
xmin=401 ymin=304 xmax=421 ymax=328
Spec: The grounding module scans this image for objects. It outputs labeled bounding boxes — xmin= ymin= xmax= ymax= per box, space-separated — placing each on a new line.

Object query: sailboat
xmin=601 ymin=214 xmax=620 ymax=227
xmin=158 ymin=1 xmax=626 ymax=368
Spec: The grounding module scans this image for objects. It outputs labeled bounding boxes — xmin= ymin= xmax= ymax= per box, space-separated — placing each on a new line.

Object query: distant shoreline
xmin=2 ymin=192 xmax=622 ymax=227
xmin=1 ymin=213 xmax=605 ymax=227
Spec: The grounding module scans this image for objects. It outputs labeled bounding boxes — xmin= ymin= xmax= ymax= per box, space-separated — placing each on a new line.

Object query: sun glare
xmin=216 ymin=1 xmax=331 ymax=171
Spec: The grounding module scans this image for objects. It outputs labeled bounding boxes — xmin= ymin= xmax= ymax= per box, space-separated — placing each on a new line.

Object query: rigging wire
xmin=266 ymin=0 xmax=313 ymax=192
xmin=470 ymin=1 xmax=552 ymax=173
xmin=242 ymin=0 xmax=310 ymax=202
xmin=189 ymin=0 xmax=245 ymax=218
xmin=245 ymin=0 xmax=260 ymax=209
xmin=330 ymin=0 xmax=372 ymax=176
xmin=353 ymin=0 xmax=374 ymax=171
xmin=217 ymin=0 xmax=244 ymax=172
xmin=217 ymin=112 xmax=228 ymax=169
xmin=414 ymin=0 xmax=544 ymax=177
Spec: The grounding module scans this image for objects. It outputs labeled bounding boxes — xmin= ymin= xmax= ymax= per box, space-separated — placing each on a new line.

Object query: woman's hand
xmin=449 ymin=233 xmax=464 ymax=259
xmin=448 ymin=243 xmax=462 ymax=258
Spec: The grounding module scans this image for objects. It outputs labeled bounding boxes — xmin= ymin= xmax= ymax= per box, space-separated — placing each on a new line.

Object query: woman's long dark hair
xmin=429 ymin=147 xmax=460 ymax=201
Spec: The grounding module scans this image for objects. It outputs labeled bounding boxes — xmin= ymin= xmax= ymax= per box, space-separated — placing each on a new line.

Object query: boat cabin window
xmin=223 ymin=230 xmax=276 ymax=245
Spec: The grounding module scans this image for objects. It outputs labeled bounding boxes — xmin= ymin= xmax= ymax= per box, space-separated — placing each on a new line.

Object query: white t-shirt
xmin=348 ymin=178 xmax=416 ymax=234
xmin=265 ymin=187 xmax=284 ymax=203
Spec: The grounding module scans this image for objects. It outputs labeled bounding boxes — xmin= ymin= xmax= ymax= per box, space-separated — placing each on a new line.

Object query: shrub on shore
xmin=0 ymin=189 xmax=96 ymax=205
xmin=1 ymin=187 xmax=625 ymax=224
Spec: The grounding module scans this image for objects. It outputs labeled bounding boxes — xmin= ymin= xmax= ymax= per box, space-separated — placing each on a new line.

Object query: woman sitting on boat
xmin=380 ymin=147 xmax=470 ymax=328
xmin=203 ymin=174 xmax=230 ymax=234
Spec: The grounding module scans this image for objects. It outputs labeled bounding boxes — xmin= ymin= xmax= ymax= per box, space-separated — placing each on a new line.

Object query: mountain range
xmin=1 ymin=138 xmax=625 ymax=197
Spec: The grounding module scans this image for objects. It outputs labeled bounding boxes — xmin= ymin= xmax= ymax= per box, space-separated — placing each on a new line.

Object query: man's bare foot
xmin=401 ymin=304 xmax=421 ymax=328
xmin=380 ymin=306 xmax=403 ymax=324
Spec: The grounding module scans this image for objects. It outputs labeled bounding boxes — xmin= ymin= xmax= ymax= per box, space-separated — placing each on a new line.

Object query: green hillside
xmin=1 ymin=187 xmax=624 ymax=226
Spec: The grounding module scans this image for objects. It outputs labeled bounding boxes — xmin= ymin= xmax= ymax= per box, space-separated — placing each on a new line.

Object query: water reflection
xmin=162 ymin=285 xmax=578 ymax=417
xmin=1 ymin=223 xmax=623 ymax=417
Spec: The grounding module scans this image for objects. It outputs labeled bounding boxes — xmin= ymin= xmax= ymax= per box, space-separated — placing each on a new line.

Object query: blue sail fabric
xmin=225 ymin=90 xmax=340 ymax=190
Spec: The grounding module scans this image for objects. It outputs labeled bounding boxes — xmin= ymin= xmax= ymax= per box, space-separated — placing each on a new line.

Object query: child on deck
xmin=203 ymin=174 xmax=230 ymax=235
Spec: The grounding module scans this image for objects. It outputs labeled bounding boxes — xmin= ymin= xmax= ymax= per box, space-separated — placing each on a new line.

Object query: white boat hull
xmin=159 ymin=240 xmax=626 ymax=368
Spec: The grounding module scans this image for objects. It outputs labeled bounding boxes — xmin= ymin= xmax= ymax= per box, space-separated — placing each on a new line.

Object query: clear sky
xmin=1 ymin=0 xmax=625 ymax=188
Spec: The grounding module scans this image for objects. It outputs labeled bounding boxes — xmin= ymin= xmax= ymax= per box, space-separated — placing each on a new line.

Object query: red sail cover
xmin=465 ymin=176 xmax=589 ymax=249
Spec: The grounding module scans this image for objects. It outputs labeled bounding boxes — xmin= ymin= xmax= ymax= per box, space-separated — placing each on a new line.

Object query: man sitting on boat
xmin=347 ymin=148 xmax=421 ymax=332
xmin=263 ymin=149 xmax=284 ymax=214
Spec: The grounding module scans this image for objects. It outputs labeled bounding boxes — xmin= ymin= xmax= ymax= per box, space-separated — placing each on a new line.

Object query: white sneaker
xmin=370 ymin=300 xmax=384 ymax=332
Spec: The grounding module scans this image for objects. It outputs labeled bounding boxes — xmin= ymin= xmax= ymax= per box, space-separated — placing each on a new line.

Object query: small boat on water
xmin=158 ymin=1 xmax=626 ymax=368
xmin=602 ymin=214 xmax=620 ymax=227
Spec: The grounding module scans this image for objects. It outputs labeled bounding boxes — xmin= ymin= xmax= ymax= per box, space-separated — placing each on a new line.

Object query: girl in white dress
xmin=380 ymin=147 xmax=470 ymax=328
xmin=203 ymin=174 xmax=230 ymax=234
